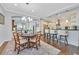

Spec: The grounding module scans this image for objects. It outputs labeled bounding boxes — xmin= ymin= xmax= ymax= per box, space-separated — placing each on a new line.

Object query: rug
xmin=1 ymin=40 xmax=60 ymax=55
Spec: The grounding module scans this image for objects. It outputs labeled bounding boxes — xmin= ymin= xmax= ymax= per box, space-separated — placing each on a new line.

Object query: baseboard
xmin=0 ymin=41 xmax=8 ymax=54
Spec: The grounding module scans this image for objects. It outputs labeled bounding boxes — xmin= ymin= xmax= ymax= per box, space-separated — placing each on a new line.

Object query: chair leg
xmin=36 ymin=43 xmax=38 ymax=50
xmin=39 ymin=40 xmax=41 ymax=46
xmin=14 ymin=44 xmax=16 ymax=51
xmin=17 ymin=50 xmax=19 ymax=54
xmin=17 ymin=46 xmax=20 ymax=54
xmin=14 ymin=47 xmax=16 ymax=51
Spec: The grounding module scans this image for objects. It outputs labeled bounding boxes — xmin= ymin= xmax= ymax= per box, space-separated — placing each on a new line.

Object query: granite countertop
xmin=46 ymin=29 xmax=79 ymax=31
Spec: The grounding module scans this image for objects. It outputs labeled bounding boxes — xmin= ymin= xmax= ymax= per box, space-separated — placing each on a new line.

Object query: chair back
xmin=36 ymin=31 xmax=41 ymax=41
xmin=13 ymin=32 xmax=20 ymax=45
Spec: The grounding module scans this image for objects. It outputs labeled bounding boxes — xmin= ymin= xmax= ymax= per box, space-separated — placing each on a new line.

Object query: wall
xmin=0 ymin=5 xmax=7 ymax=46
xmin=0 ymin=5 xmax=13 ymax=47
xmin=3 ymin=12 xmax=21 ymax=42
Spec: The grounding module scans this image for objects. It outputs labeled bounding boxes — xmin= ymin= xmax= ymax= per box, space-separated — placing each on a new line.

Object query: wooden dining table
xmin=21 ymin=33 xmax=36 ymax=48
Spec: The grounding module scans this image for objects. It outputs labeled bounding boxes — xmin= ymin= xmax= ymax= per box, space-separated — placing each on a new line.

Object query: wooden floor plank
xmin=0 ymin=41 xmax=8 ymax=54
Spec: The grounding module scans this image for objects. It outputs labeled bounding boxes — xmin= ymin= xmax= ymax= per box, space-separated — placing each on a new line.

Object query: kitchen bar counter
xmin=67 ymin=31 xmax=79 ymax=46
xmin=44 ymin=29 xmax=79 ymax=46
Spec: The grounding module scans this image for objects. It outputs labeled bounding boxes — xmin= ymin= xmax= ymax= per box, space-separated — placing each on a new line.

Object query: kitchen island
xmin=44 ymin=29 xmax=79 ymax=46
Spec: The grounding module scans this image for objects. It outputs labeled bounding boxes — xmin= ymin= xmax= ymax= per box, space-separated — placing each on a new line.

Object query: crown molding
xmin=46 ymin=4 xmax=79 ymax=19
xmin=0 ymin=4 xmax=79 ymax=20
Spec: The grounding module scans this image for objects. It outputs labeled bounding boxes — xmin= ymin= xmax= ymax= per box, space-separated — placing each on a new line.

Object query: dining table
xmin=21 ymin=33 xmax=36 ymax=48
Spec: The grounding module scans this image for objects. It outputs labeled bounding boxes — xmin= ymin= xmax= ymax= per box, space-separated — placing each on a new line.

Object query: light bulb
xmin=22 ymin=16 xmax=26 ymax=21
xmin=66 ymin=20 xmax=68 ymax=23
xmin=14 ymin=3 xmax=18 ymax=6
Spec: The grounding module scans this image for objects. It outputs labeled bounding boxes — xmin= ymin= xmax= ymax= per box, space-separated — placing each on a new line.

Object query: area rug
xmin=1 ymin=40 xmax=60 ymax=55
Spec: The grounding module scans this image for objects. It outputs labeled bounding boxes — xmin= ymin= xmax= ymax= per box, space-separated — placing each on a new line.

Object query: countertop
xmin=45 ymin=29 xmax=79 ymax=31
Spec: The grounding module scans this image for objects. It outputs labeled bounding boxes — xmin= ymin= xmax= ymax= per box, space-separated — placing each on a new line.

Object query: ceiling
xmin=0 ymin=3 xmax=78 ymax=19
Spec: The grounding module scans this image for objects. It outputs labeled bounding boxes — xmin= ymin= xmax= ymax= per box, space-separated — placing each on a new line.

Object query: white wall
xmin=3 ymin=11 xmax=31 ymax=41
xmin=4 ymin=15 xmax=12 ymax=41
xmin=0 ymin=5 xmax=7 ymax=46
xmin=0 ymin=5 xmax=13 ymax=46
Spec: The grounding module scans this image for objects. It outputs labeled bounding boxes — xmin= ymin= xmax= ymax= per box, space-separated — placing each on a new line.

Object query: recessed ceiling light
xmin=14 ymin=3 xmax=18 ymax=6
xmin=32 ymin=10 xmax=34 ymax=12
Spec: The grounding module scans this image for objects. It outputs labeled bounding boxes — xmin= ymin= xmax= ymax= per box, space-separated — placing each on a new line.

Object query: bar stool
xmin=50 ymin=30 xmax=58 ymax=44
xmin=47 ymin=33 xmax=51 ymax=43
xmin=45 ymin=29 xmax=50 ymax=43
xmin=58 ymin=30 xmax=69 ymax=46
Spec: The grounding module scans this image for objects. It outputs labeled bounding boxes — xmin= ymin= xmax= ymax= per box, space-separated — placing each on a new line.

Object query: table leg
xmin=27 ymin=37 xmax=30 ymax=48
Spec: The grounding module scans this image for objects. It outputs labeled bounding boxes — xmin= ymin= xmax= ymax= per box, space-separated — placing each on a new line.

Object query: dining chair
xmin=13 ymin=32 xmax=27 ymax=54
xmin=30 ymin=31 xmax=41 ymax=50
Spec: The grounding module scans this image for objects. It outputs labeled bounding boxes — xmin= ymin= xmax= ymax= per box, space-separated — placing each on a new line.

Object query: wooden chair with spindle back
xmin=30 ymin=31 xmax=41 ymax=50
xmin=13 ymin=32 xmax=27 ymax=54
xmin=36 ymin=31 xmax=41 ymax=45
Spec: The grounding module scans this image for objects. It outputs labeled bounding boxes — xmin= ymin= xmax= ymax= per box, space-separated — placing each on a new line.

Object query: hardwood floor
xmin=0 ymin=41 xmax=8 ymax=54
xmin=42 ymin=35 xmax=79 ymax=55
xmin=1 ymin=35 xmax=79 ymax=55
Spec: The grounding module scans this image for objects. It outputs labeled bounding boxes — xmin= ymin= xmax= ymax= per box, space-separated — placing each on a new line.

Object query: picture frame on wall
xmin=0 ymin=13 xmax=5 ymax=24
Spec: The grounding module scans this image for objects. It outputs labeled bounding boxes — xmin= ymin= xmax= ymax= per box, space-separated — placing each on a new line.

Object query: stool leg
xmin=47 ymin=34 xmax=48 ymax=43
xmin=44 ymin=34 xmax=47 ymax=42
xmin=59 ymin=35 xmax=62 ymax=46
xmin=44 ymin=34 xmax=45 ymax=41
xmin=45 ymin=34 xmax=48 ymax=42
xmin=52 ymin=35 xmax=54 ymax=44
xmin=47 ymin=34 xmax=50 ymax=44
xmin=65 ymin=36 xmax=68 ymax=46
xmin=49 ymin=34 xmax=51 ymax=43
xmin=56 ymin=35 xmax=58 ymax=44
xmin=57 ymin=39 xmax=58 ymax=44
